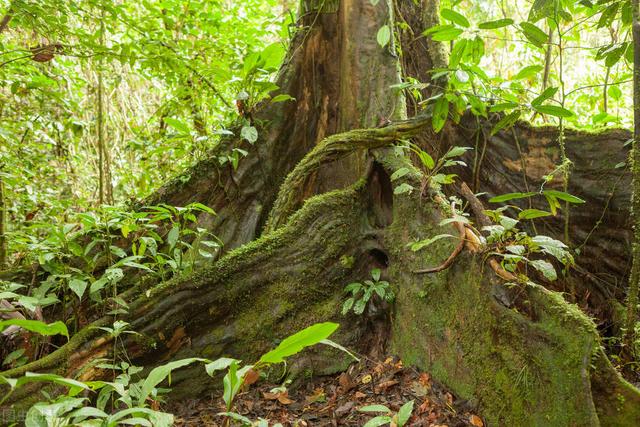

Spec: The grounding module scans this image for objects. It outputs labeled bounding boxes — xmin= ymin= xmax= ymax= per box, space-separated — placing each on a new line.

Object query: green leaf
xmin=431 ymin=27 xmax=464 ymax=42
xmin=139 ymin=358 xmax=206 ymax=403
xmin=432 ymin=97 xmax=449 ymax=132
xmin=532 ymin=104 xmax=574 ymax=118
xmin=68 ymin=278 xmax=88 ymax=299
xmin=359 ymin=404 xmax=391 ymax=413
xmin=491 ymin=110 xmax=521 ymax=135
xmin=528 ymin=0 xmax=556 ymax=23
xmin=409 ymin=234 xmax=454 ymax=252
xmin=390 ymin=167 xmax=411 ymax=181
xmin=270 ymin=94 xmax=294 ymax=103
xmin=5 ymin=372 xmax=89 ymax=396
xmin=444 ymin=146 xmax=472 ymax=158
xmin=489 ymin=192 xmax=537 ymax=203
xmin=371 ymin=268 xmax=381 ymax=281
xmin=164 ymin=118 xmax=190 ymax=134
xmin=205 ymin=358 xmax=239 ymax=376
xmin=513 ymin=65 xmax=543 ymax=80
xmin=542 ymin=190 xmax=585 ymax=204
xmin=478 ymin=19 xmax=514 ymax=29
xmin=377 ymin=25 xmax=391 ymax=48
xmin=441 ymin=8 xmax=470 ymax=28
xmin=529 ymin=259 xmax=557 ymax=281
xmin=363 ymin=416 xmax=393 ymax=427
xmin=166 ymin=225 xmax=180 ymax=249
xmin=394 ymin=183 xmax=414 ymax=195
xmin=518 ymin=209 xmax=552 ymax=219
xmin=0 ymin=319 xmax=69 ymax=339
xmin=531 ymin=87 xmax=559 ymax=107
xmin=520 ymin=22 xmax=548 ymax=48
xmin=240 ymin=125 xmax=258 ymax=143
xmin=258 ymin=322 xmax=339 ymax=365
xmin=397 ymin=400 xmax=414 ymax=426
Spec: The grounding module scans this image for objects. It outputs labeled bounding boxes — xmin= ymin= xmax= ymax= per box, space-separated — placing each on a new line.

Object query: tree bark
xmin=2 ymin=1 xmax=640 ymax=425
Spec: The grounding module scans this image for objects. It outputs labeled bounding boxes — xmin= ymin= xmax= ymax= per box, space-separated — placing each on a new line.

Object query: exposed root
xmin=414 ymin=219 xmax=466 ymax=274
xmin=459 ymin=181 xmax=517 ymax=281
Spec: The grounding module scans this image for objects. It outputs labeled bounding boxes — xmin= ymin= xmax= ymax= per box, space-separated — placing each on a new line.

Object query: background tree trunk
xmin=2 ymin=1 xmax=640 ymax=425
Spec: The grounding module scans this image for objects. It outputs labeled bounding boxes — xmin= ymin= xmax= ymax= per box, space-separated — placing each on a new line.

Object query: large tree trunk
xmin=2 ymin=1 xmax=640 ymax=425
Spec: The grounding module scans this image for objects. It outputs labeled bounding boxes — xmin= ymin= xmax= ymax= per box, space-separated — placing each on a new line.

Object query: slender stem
xmin=97 ymin=12 xmax=105 ymax=205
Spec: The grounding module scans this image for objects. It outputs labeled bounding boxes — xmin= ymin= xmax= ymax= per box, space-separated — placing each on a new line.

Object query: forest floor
xmin=170 ymin=356 xmax=483 ymax=426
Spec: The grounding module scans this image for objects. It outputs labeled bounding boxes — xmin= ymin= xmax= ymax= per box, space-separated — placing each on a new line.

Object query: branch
xmin=0 ymin=6 xmax=12 ymax=35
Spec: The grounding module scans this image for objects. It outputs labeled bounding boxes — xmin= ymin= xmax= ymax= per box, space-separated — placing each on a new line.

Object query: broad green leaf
xmin=270 ymin=94 xmax=294 ymax=103
xmin=518 ymin=209 xmax=552 ymax=219
xmin=68 ymin=279 xmax=88 ymax=299
xmin=409 ymin=234 xmax=454 ymax=252
xmin=441 ymin=8 xmax=470 ymax=28
xmin=491 ymin=110 xmax=521 ymax=135
xmin=533 ymin=105 xmax=574 ymax=118
xmin=431 ymin=27 xmax=464 ymax=42
xmin=531 ymin=87 xmax=559 ymax=107
xmin=542 ymin=190 xmax=585 ymax=204
xmin=390 ymin=167 xmax=411 ymax=181
xmin=240 ymin=125 xmax=258 ymax=143
xmin=529 ymin=259 xmax=557 ymax=281
xmin=166 ymin=225 xmax=180 ymax=249
xmin=478 ymin=19 xmax=514 ymax=29
xmin=258 ymin=322 xmax=339 ymax=365
xmin=164 ymin=118 xmax=190 ymax=134
xmin=139 ymin=358 xmax=206 ymax=403
xmin=528 ymin=0 xmax=556 ymax=23
xmin=359 ymin=405 xmax=391 ymax=413
xmin=377 ymin=25 xmax=391 ymax=48
xmin=363 ymin=416 xmax=393 ymax=427
xmin=444 ymin=146 xmax=472 ymax=158
xmin=432 ymin=97 xmax=449 ymax=132
xmin=513 ymin=65 xmax=543 ymax=80
xmin=0 ymin=319 xmax=69 ymax=339
xmin=205 ymin=358 xmax=239 ymax=377
xmin=394 ymin=183 xmax=414 ymax=195
xmin=397 ymin=400 xmax=414 ymax=426
xmin=489 ymin=192 xmax=537 ymax=203
xmin=520 ymin=22 xmax=548 ymax=48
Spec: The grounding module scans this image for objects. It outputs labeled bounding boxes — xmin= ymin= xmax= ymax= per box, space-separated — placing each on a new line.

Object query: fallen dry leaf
xmin=354 ymin=391 xmax=367 ymax=399
xmin=244 ymin=368 xmax=260 ymax=387
xmin=375 ymin=379 xmax=399 ymax=393
xmin=470 ymin=414 xmax=484 ymax=426
xmin=361 ymin=374 xmax=372 ymax=384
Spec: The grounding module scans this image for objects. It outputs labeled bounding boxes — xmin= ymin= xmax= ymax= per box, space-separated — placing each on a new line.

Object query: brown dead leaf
xmin=277 ymin=392 xmax=294 ymax=405
xmin=374 ymin=379 xmax=399 ymax=393
xmin=244 ymin=369 xmax=260 ymax=387
xmin=354 ymin=391 xmax=367 ymax=399
xmin=305 ymin=388 xmax=326 ymax=404
xmin=470 ymin=414 xmax=484 ymax=426
xmin=338 ymin=372 xmax=356 ymax=393
xmin=419 ymin=372 xmax=431 ymax=386
xmin=417 ymin=398 xmax=431 ymax=414
xmin=373 ymin=363 xmax=386 ymax=375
